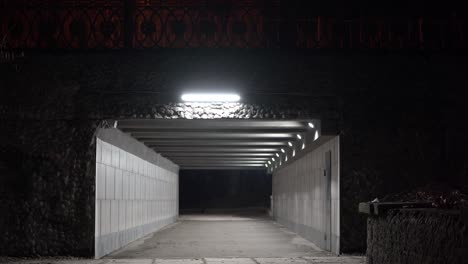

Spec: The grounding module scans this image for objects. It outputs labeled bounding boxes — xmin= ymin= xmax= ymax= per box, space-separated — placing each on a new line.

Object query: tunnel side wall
xmin=272 ymin=136 xmax=340 ymax=254
xmin=95 ymin=128 xmax=179 ymax=258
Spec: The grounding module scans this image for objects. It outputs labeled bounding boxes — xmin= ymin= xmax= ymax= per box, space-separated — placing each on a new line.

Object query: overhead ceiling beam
xmin=180 ymin=163 xmax=265 ymax=166
xmin=124 ymin=128 xmax=307 ymax=134
xmin=174 ymin=161 xmax=267 ymax=164
xmin=153 ymin=147 xmax=281 ymax=152
xmin=181 ymin=163 xmax=265 ymax=166
xmin=131 ymin=132 xmax=297 ymax=139
xmin=181 ymin=166 xmax=267 ymax=170
xmin=117 ymin=119 xmax=310 ymax=130
xmin=170 ymin=157 xmax=271 ymax=161
xmin=171 ymin=160 xmax=270 ymax=163
xmin=142 ymin=140 xmax=291 ymax=146
xmin=179 ymin=165 xmax=267 ymax=168
xmin=176 ymin=164 xmax=268 ymax=167
xmin=161 ymin=153 xmax=276 ymax=157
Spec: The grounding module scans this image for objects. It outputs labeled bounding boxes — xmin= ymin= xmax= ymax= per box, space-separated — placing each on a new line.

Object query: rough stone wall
xmin=0 ymin=51 xmax=340 ymax=132
xmin=367 ymin=209 xmax=467 ymax=264
xmin=0 ymin=120 xmax=98 ymax=256
xmin=0 ymin=51 xmax=467 ymax=255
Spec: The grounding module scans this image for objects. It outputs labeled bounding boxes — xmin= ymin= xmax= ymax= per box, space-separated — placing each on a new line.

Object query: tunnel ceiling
xmin=116 ymin=119 xmax=320 ymax=171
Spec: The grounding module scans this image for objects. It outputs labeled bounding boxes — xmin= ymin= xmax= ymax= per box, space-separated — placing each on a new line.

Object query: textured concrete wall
xmin=0 ymin=120 xmax=98 ymax=257
xmin=367 ymin=209 xmax=467 ymax=264
xmin=272 ymin=136 xmax=340 ymax=254
xmin=95 ymin=128 xmax=179 ymax=258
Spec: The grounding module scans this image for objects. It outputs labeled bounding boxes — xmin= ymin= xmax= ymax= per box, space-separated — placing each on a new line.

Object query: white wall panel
xmin=105 ymin=166 xmax=114 ymax=200
xmin=96 ymin=164 xmax=106 ymax=200
xmin=95 ymin=134 xmax=179 ymax=258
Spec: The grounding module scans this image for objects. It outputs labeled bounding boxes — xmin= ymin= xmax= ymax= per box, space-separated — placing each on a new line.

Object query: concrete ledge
xmin=359 ymin=202 xmax=433 ymax=216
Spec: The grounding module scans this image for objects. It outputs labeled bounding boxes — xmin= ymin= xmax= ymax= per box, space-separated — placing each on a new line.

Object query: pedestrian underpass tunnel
xmin=94 ymin=118 xmax=340 ymax=258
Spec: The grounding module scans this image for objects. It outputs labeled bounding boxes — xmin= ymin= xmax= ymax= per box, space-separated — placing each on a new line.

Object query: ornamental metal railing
xmin=0 ymin=0 xmax=466 ymax=50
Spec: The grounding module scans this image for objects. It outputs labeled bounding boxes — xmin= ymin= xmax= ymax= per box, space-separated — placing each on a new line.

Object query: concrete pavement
xmin=1 ymin=214 xmax=365 ymax=264
xmin=2 ymin=257 xmax=365 ymax=264
xmin=107 ymin=214 xmax=331 ymax=259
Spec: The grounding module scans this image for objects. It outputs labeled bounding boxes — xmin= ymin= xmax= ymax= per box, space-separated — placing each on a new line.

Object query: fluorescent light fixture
xmin=280 ymin=160 xmax=282 ymax=165
xmin=268 ymin=161 xmax=271 ymax=165
xmin=296 ymin=134 xmax=302 ymax=140
xmin=292 ymin=149 xmax=296 ymax=157
xmin=285 ymin=155 xmax=288 ymax=161
xmin=288 ymin=141 xmax=293 ymax=147
xmin=181 ymin=93 xmax=240 ymax=102
xmin=275 ymin=153 xmax=280 ymax=157
xmin=264 ymin=164 xmax=268 ymax=167
xmin=302 ymin=143 xmax=305 ymax=149
xmin=272 ymin=157 xmax=275 ymax=161
xmin=281 ymin=148 xmax=285 ymax=153
xmin=308 ymin=122 xmax=314 ymax=128
xmin=314 ymin=130 xmax=319 ymax=141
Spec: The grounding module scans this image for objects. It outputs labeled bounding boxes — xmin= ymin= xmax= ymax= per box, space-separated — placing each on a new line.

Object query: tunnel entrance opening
xmin=179 ymin=169 xmax=271 ymax=214
xmin=95 ymin=118 xmax=340 ymax=259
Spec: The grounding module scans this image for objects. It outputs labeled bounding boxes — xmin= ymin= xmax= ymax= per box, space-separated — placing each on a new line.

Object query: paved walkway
xmin=1 ymin=215 xmax=365 ymax=264
xmin=3 ymin=257 xmax=365 ymax=264
xmin=108 ymin=214 xmax=330 ymax=259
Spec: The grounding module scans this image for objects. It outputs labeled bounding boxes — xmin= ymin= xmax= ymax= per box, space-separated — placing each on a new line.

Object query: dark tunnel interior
xmin=179 ymin=170 xmax=272 ymax=212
